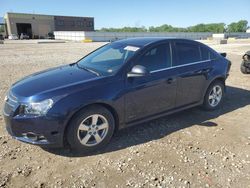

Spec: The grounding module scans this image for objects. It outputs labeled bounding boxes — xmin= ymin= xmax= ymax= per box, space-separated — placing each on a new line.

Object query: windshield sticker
xmin=124 ymin=46 xmax=140 ymax=52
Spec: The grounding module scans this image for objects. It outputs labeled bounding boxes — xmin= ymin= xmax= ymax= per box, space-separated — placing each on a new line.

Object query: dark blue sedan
xmin=3 ymin=38 xmax=231 ymax=152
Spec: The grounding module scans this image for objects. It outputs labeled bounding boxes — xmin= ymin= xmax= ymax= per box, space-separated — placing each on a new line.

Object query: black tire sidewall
xmin=66 ymin=105 xmax=115 ymax=152
xmin=203 ymin=81 xmax=225 ymax=110
xmin=241 ymin=62 xmax=250 ymax=74
xmin=241 ymin=62 xmax=247 ymax=74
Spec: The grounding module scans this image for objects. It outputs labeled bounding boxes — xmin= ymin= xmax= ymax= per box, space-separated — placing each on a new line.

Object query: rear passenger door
xmin=173 ymin=40 xmax=212 ymax=107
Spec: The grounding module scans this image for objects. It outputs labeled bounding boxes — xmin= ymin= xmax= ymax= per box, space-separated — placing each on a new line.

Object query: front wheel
xmin=203 ymin=81 xmax=225 ymax=110
xmin=66 ymin=105 xmax=115 ymax=153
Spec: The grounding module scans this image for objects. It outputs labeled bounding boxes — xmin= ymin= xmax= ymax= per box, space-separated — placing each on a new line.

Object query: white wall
xmin=54 ymin=31 xmax=250 ymax=41
xmin=54 ymin=31 xmax=212 ymax=41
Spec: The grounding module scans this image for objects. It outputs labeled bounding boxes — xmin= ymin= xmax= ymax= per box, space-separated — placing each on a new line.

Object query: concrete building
xmin=4 ymin=12 xmax=94 ymax=38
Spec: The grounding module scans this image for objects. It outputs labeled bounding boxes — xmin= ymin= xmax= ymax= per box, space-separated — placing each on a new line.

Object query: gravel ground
xmin=0 ymin=40 xmax=250 ymax=188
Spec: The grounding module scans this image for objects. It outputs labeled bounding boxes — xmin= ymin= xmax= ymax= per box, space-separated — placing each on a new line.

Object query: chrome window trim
xmin=150 ymin=59 xmax=211 ymax=73
xmin=169 ymin=42 xmax=173 ymax=67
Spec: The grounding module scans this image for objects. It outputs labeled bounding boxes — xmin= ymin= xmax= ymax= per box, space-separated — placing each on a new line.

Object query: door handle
xmin=166 ymin=78 xmax=175 ymax=84
xmin=202 ymin=68 xmax=211 ymax=73
xmin=195 ymin=68 xmax=211 ymax=74
xmin=195 ymin=70 xmax=203 ymax=74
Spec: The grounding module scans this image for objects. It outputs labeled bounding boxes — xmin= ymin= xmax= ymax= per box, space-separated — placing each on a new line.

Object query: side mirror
xmin=127 ymin=65 xmax=149 ymax=78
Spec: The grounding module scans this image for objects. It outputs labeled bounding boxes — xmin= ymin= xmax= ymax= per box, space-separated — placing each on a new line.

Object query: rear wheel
xmin=67 ymin=105 xmax=115 ymax=153
xmin=203 ymin=81 xmax=225 ymax=110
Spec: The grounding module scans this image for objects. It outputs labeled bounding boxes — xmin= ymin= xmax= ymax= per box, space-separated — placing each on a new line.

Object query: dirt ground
xmin=0 ymin=40 xmax=249 ymax=188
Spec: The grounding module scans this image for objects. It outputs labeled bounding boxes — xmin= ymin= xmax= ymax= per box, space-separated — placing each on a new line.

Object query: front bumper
xmin=3 ymin=90 xmax=67 ymax=148
xmin=3 ymin=111 xmax=65 ymax=148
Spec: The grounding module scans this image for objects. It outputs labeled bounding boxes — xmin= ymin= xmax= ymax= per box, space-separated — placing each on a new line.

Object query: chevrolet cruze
xmin=3 ymin=38 xmax=231 ymax=152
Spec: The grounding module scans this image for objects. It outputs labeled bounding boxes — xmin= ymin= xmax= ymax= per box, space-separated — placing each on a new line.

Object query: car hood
xmin=11 ymin=64 xmax=98 ymax=98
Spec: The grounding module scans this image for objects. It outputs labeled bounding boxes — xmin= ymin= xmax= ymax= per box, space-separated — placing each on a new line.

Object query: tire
xmin=66 ymin=105 xmax=115 ymax=153
xmin=241 ymin=62 xmax=250 ymax=74
xmin=202 ymin=81 xmax=225 ymax=111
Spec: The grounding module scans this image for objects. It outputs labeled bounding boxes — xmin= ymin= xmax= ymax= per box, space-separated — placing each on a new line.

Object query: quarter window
xmin=175 ymin=42 xmax=201 ymax=66
xmin=201 ymin=46 xmax=218 ymax=60
xmin=137 ymin=43 xmax=171 ymax=72
xmin=201 ymin=46 xmax=210 ymax=60
xmin=209 ymin=50 xmax=218 ymax=60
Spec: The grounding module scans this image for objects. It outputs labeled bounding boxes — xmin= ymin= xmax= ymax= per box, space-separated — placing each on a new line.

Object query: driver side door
xmin=125 ymin=42 xmax=177 ymax=122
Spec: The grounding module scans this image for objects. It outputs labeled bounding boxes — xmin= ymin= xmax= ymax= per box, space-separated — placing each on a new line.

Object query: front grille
xmin=4 ymin=90 xmax=19 ymax=115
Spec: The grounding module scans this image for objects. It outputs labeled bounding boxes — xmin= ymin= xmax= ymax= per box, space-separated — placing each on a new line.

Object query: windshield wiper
xmin=76 ymin=63 xmax=100 ymax=76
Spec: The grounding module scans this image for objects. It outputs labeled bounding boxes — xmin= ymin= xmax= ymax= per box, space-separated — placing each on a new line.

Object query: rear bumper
xmin=3 ymin=112 xmax=65 ymax=148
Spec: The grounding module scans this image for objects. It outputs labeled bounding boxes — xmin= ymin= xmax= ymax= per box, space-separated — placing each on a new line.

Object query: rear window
xmin=175 ymin=42 xmax=201 ymax=66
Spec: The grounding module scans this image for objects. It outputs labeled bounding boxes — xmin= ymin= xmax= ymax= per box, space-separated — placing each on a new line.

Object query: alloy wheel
xmin=77 ymin=114 xmax=109 ymax=147
xmin=208 ymin=85 xmax=222 ymax=107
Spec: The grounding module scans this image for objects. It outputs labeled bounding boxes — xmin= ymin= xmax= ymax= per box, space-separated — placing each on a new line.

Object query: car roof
xmin=114 ymin=37 xmax=176 ymax=47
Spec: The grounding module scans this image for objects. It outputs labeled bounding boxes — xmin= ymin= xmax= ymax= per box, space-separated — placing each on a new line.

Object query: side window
xmin=137 ymin=43 xmax=171 ymax=72
xmin=174 ymin=42 xmax=201 ymax=66
xmin=201 ymin=45 xmax=218 ymax=60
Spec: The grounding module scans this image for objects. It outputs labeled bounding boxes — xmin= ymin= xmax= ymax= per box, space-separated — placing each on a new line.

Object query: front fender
xmin=49 ymin=79 xmax=125 ymax=132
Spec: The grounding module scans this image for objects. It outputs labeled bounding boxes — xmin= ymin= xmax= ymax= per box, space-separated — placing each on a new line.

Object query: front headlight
xmin=23 ymin=99 xmax=54 ymax=116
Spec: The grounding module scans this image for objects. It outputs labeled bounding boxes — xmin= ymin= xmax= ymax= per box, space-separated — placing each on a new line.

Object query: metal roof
xmin=114 ymin=37 xmax=176 ymax=47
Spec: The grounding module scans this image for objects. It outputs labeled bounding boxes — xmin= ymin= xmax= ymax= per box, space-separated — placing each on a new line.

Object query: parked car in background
xmin=47 ymin=32 xmax=55 ymax=39
xmin=3 ymin=38 xmax=231 ymax=153
xmin=8 ymin=34 xmax=18 ymax=40
xmin=241 ymin=51 xmax=250 ymax=74
xmin=20 ymin=33 xmax=29 ymax=40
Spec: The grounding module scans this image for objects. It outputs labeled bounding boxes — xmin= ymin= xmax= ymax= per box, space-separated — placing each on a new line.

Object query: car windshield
xmin=77 ymin=43 xmax=140 ymax=76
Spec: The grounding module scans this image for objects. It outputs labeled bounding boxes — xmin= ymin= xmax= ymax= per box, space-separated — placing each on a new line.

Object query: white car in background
xmin=20 ymin=33 xmax=29 ymax=40
xmin=8 ymin=34 xmax=18 ymax=40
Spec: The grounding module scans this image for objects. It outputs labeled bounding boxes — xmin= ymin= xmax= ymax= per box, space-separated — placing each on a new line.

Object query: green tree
xmin=227 ymin=20 xmax=248 ymax=32
xmin=99 ymin=26 xmax=147 ymax=32
xmin=97 ymin=20 xmax=249 ymax=33
xmin=187 ymin=23 xmax=225 ymax=33
xmin=149 ymin=24 xmax=187 ymax=32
